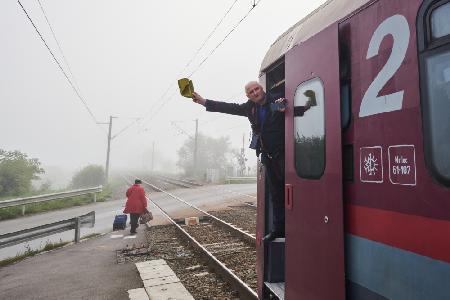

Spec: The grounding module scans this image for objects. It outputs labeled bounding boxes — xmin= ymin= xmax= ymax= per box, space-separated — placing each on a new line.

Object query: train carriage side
xmin=257 ymin=0 xmax=450 ymax=299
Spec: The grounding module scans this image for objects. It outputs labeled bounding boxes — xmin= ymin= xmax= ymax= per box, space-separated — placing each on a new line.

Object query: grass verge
xmin=0 ymin=232 xmax=102 ymax=268
xmin=0 ymin=240 xmax=70 ymax=267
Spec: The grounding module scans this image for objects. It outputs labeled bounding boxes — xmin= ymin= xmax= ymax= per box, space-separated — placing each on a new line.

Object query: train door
xmin=284 ymin=23 xmax=345 ymax=299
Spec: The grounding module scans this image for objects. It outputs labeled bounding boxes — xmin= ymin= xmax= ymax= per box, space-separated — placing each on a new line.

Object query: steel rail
xmin=154 ymin=176 xmax=193 ymax=189
xmin=0 ymin=186 xmax=102 ymax=209
xmin=0 ymin=211 xmax=95 ymax=249
xmin=214 ymin=186 xmax=257 ymax=200
xmin=244 ymin=202 xmax=257 ymax=208
xmin=139 ymin=178 xmax=256 ymax=244
xmin=157 ymin=175 xmax=203 ymax=187
xmin=136 ymin=189 xmax=257 ymax=299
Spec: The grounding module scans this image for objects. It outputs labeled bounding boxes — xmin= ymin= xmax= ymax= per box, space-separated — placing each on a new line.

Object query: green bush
xmin=71 ymin=165 xmax=105 ymax=189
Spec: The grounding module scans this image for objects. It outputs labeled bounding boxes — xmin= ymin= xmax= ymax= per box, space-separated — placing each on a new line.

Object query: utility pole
xmin=101 ymin=116 xmax=116 ymax=184
xmin=193 ymin=119 xmax=198 ymax=177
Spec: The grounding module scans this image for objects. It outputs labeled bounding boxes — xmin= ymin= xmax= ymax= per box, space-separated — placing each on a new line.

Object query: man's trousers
xmin=262 ymin=153 xmax=285 ymax=236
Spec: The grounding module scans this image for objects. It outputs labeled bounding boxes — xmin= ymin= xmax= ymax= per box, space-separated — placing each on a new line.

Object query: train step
xmin=264 ymin=281 xmax=285 ymax=300
xmin=267 ymin=238 xmax=285 ymax=282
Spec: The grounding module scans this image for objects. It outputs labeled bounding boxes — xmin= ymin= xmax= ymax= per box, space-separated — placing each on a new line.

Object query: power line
xmin=112 ymin=1 xmax=246 ymax=139
xmin=36 ymin=0 xmax=81 ymax=93
xmin=145 ymin=0 xmax=262 ymax=127
xmin=180 ymin=0 xmax=239 ymax=75
xmin=145 ymin=0 xmax=262 ymax=126
xmin=111 ymin=118 xmax=141 ymax=140
xmin=170 ymin=121 xmax=194 ymax=139
xmin=18 ymin=0 xmax=100 ymax=127
xmin=187 ymin=0 xmax=262 ymax=78
xmin=107 ymin=0 xmax=263 ymax=140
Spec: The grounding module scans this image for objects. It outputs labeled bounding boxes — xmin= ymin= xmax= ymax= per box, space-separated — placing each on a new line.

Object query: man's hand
xmin=192 ymin=92 xmax=206 ymax=106
xmin=274 ymin=98 xmax=287 ymax=112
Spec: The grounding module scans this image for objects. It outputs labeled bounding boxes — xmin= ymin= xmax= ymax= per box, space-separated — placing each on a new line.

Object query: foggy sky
xmin=1 ymin=0 xmax=326 ymax=181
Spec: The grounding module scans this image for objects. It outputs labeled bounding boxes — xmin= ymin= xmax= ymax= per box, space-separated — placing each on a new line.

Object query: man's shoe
xmin=130 ymin=231 xmax=137 ymax=235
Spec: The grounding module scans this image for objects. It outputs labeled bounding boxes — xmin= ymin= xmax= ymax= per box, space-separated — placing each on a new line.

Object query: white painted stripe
xmin=110 ymin=234 xmax=124 ymax=239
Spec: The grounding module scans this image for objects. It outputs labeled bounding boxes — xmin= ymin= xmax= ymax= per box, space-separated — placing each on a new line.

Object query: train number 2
xmin=359 ymin=15 xmax=410 ymax=118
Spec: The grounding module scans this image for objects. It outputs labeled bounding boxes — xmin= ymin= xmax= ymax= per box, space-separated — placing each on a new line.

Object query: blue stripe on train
xmin=346 ymin=234 xmax=450 ymax=300
xmin=346 ymin=281 xmax=388 ymax=300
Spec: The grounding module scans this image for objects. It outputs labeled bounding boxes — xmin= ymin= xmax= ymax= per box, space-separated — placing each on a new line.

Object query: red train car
xmin=256 ymin=0 xmax=450 ymax=299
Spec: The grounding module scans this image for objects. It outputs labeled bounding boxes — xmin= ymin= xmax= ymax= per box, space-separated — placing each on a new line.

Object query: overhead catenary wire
xmin=17 ymin=0 xmax=102 ymax=129
xmin=114 ymin=0 xmax=258 ymax=139
xmin=141 ymin=0 xmax=263 ymax=130
xmin=187 ymin=0 xmax=263 ymax=78
xmin=134 ymin=0 xmax=241 ymax=126
xmin=146 ymin=0 xmax=262 ymax=126
xmin=180 ymin=0 xmax=239 ymax=75
xmin=36 ymin=0 xmax=81 ymax=94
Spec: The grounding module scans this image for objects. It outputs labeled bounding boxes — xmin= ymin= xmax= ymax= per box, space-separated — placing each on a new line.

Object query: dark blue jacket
xmin=205 ymin=92 xmax=284 ymax=157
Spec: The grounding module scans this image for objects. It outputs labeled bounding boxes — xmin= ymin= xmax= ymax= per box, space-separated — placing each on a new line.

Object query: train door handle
xmin=285 ymin=184 xmax=293 ymax=210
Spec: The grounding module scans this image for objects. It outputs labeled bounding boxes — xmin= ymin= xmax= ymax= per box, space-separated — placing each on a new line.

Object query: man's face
xmin=246 ymin=83 xmax=265 ymax=104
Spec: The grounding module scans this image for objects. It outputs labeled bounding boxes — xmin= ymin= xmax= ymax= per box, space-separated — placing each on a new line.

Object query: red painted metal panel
xmin=347 ymin=204 xmax=450 ymax=264
xmin=341 ymin=0 xmax=450 ymax=221
xmin=285 ymin=24 xmax=345 ymax=300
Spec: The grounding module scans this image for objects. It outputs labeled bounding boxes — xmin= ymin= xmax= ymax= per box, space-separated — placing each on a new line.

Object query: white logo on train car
xmin=388 ymin=145 xmax=417 ymax=186
xmin=360 ymin=146 xmax=383 ymax=183
xmin=364 ymin=153 xmax=379 ymax=176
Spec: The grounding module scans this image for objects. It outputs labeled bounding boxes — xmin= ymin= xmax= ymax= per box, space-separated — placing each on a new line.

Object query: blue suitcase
xmin=113 ymin=214 xmax=127 ymax=230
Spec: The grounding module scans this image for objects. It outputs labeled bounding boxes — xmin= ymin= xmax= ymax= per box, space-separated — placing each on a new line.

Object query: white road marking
xmin=110 ymin=234 xmax=124 ymax=238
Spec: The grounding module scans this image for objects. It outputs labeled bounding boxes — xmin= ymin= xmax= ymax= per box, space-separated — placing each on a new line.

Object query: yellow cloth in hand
xmin=178 ymin=78 xmax=195 ymax=98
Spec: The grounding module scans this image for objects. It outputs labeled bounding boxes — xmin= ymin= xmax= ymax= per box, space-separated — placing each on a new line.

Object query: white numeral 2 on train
xmin=359 ymin=15 xmax=410 ymax=118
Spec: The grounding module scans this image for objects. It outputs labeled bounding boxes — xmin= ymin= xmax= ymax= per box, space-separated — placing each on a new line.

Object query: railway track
xmin=123 ymin=176 xmax=258 ymax=299
xmin=156 ymin=175 xmax=203 ymax=187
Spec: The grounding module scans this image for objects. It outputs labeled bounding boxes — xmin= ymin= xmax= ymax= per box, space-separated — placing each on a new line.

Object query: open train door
xmin=284 ymin=23 xmax=345 ymax=299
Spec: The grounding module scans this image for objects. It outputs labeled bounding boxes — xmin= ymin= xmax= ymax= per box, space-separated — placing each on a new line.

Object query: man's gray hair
xmin=245 ymin=81 xmax=262 ymax=92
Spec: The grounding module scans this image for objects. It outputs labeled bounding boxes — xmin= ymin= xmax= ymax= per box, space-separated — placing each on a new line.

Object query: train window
xmin=293 ymin=78 xmax=325 ymax=179
xmin=423 ymin=51 xmax=450 ymax=183
xmin=418 ymin=0 xmax=450 ymax=185
xmin=431 ymin=2 xmax=450 ymax=39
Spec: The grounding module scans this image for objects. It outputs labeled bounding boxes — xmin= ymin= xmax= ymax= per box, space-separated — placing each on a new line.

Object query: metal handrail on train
xmin=0 ymin=186 xmax=103 ymax=215
xmin=0 ymin=211 xmax=95 ymax=249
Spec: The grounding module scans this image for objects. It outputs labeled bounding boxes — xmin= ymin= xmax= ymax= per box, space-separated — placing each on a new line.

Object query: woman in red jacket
xmin=123 ymin=179 xmax=148 ymax=234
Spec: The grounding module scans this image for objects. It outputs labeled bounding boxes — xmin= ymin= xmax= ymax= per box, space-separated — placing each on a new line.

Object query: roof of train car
xmin=260 ymin=0 xmax=374 ymax=72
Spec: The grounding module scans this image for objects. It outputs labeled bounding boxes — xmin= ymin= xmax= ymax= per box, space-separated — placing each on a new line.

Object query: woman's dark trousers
xmin=130 ymin=213 xmax=140 ymax=233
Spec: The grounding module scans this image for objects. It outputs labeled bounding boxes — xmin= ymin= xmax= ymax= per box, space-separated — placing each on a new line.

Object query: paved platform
xmin=0 ymin=228 xmax=146 ymax=300
xmin=130 ymin=259 xmax=194 ymax=300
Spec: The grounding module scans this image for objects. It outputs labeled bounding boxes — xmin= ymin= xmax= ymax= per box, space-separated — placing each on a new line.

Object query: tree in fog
xmin=0 ymin=149 xmax=44 ymax=197
xmin=71 ymin=164 xmax=105 ymax=188
xmin=177 ymin=133 xmax=233 ymax=177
